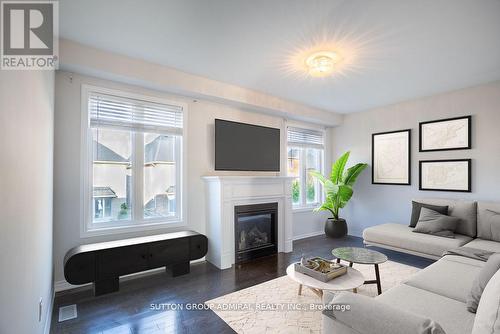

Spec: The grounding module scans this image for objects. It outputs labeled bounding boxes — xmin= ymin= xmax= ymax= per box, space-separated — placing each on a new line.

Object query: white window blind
xmin=287 ymin=127 xmax=324 ymax=149
xmin=89 ymin=92 xmax=183 ymax=135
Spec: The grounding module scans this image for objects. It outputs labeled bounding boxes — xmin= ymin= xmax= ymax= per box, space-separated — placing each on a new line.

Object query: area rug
xmin=205 ymin=260 xmax=420 ymax=334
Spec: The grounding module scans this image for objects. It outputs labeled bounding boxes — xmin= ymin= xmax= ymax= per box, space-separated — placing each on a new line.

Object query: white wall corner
xmin=43 ymin=286 xmax=55 ymax=334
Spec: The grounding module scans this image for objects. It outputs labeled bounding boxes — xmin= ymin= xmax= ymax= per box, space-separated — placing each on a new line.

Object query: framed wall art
xmin=372 ymin=129 xmax=411 ymax=185
xmin=419 ymin=159 xmax=471 ymax=192
xmin=419 ymin=116 xmax=471 ymax=152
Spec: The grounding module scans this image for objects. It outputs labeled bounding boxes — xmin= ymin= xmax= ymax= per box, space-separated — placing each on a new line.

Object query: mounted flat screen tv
xmin=215 ymin=119 xmax=280 ymax=171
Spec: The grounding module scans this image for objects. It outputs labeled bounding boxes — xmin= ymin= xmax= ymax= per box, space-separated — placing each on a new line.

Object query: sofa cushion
xmin=465 ymin=238 xmax=500 ymax=253
xmin=363 ymin=223 xmax=473 ymax=257
xmin=322 ymin=313 xmax=359 ymax=334
xmin=477 ymin=201 xmax=500 ymax=241
xmin=472 ymin=268 xmax=500 ymax=334
xmin=404 ymin=255 xmax=483 ymax=303
xmin=377 ymin=284 xmax=476 ymax=334
xmin=467 ymin=253 xmax=500 ymax=313
xmin=415 ymin=198 xmax=477 ymax=237
xmin=413 ymin=207 xmax=459 ymax=238
xmin=442 ymin=254 xmax=490 ymax=267
xmin=324 ymin=291 xmax=446 ymax=334
xmin=410 ymin=201 xmax=449 ymax=227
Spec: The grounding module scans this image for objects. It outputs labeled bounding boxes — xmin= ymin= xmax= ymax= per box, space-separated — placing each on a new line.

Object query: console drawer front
xmin=149 ymin=238 xmax=189 ymax=267
xmin=97 ymin=245 xmax=149 ymax=279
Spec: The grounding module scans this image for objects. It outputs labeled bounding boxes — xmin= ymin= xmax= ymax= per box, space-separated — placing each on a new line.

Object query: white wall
xmin=331 ymin=81 xmax=500 ymax=236
xmin=0 ymin=71 xmax=54 ymax=334
xmin=59 ymin=39 xmax=343 ymax=127
xmin=53 ymin=71 xmax=329 ymax=285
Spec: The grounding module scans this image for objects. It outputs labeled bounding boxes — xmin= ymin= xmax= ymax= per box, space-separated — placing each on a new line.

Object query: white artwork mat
xmin=420 ymin=161 xmax=469 ymax=191
xmin=373 ymin=131 xmax=409 ymax=184
xmin=421 ymin=118 xmax=469 ymax=150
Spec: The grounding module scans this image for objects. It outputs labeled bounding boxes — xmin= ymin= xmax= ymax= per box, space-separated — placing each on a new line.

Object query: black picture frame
xmin=372 ymin=129 xmax=411 ymax=185
xmin=419 ymin=159 xmax=471 ymax=192
xmin=419 ymin=115 xmax=471 ymax=152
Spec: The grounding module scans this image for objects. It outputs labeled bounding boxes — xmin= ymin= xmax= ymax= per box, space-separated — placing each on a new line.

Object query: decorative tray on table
xmin=294 ymin=257 xmax=347 ymax=282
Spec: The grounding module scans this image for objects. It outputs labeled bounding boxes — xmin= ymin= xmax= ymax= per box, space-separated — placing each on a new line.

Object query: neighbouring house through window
xmin=83 ymin=86 xmax=185 ymax=233
xmin=287 ymin=126 xmax=324 ymax=208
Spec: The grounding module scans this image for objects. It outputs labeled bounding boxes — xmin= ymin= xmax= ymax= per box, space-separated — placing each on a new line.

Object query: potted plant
xmin=310 ymin=151 xmax=367 ymax=238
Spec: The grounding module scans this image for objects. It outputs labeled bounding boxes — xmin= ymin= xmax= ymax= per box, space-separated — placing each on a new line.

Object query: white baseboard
xmin=54 ymin=279 xmax=91 ymax=293
xmin=292 ymin=230 xmax=324 ymax=241
xmin=44 ymin=286 xmax=54 ymax=334
xmin=54 ymin=258 xmax=206 ymax=293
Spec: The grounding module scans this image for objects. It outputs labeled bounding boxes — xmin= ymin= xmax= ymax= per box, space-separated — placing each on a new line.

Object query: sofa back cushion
xmin=477 ymin=201 xmax=500 ymax=242
xmin=472 ymin=268 xmax=500 ymax=334
xmin=467 ymin=253 xmax=500 ymax=313
xmin=414 ymin=199 xmax=477 ymax=237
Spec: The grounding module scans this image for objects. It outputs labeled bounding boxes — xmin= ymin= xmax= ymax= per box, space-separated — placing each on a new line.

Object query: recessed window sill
xmin=292 ymin=206 xmax=318 ymax=213
xmin=81 ymin=219 xmax=186 ymax=238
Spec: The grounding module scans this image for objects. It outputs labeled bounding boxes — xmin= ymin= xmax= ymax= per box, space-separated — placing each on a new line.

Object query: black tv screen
xmin=215 ymin=119 xmax=280 ymax=171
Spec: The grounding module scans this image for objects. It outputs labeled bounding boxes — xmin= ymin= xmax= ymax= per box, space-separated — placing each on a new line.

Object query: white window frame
xmin=80 ymin=84 xmax=188 ymax=237
xmin=286 ymin=125 xmax=325 ymax=211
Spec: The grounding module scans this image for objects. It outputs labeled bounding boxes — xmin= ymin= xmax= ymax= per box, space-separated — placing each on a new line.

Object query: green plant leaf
xmin=337 ymin=186 xmax=353 ymax=209
xmin=309 ymin=170 xmax=328 ymax=185
xmin=338 ymin=185 xmax=353 ymax=202
xmin=314 ymin=197 xmax=336 ymax=217
xmin=331 ymin=151 xmax=350 ymax=184
xmin=313 ymin=203 xmax=332 ymax=213
xmin=324 ymin=181 xmax=338 ymax=196
xmin=310 ymin=170 xmax=337 ymax=196
xmin=343 ymin=163 xmax=368 ymax=186
xmin=308 ymin=154 xmax=365 ymax=220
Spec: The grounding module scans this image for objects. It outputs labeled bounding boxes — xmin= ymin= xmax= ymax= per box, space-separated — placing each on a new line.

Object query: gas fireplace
xmin=234 ymin=202 xmax=278 ymax=263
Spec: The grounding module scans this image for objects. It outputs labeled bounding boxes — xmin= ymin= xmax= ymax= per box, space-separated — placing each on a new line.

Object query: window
xmin=287 ymin=127 xmax=324 ymax=208
xmin=94 ymin=198 xmax=112 ymax=219
xmin=82 ymin=86 xmax=185 ymax=234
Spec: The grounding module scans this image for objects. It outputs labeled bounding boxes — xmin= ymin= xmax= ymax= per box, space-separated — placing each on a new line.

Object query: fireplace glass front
xmin=234 ymin=203 xmax=277 ymax=263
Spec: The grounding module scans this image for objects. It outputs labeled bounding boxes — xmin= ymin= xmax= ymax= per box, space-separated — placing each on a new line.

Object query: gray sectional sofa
xmin=322 ymin=198 xmax=500 ymax=334
xmin=363 ymin=199 xmax=500 ymax=259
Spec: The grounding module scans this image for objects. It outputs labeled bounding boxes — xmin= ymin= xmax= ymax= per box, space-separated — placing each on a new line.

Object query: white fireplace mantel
xmin=202 ymin=175 xmax=294 ymax=269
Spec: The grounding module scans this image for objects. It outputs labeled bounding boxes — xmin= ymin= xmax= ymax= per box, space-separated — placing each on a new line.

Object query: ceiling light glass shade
xmin=305 ymin=51 xmax=341 ymax=77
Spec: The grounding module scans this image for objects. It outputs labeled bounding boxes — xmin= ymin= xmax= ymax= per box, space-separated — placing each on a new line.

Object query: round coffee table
xmin=286 ymin=262 xmax=364 ymax=298
xmin=332 ymin=247 xmax=388 ymax=295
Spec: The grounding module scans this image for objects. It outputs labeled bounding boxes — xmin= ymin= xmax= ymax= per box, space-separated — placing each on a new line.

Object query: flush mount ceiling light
xmin=305 ymin=51 xmax=342 ymax=77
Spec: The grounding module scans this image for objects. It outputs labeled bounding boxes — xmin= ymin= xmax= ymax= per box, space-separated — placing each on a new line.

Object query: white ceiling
xmin=59 ymin=0 xmax=500 ymax=113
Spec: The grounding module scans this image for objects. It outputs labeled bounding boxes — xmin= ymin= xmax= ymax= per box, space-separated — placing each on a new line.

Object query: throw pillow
xmin=485 ymin=209 xmax=500 ymax=242
xmin=413 ymin=207 xmax=459 ymax=238
xmin=467 ymin=253 xmax=500 ymax=313
xmin=410 ymin=201 xmax=448 ymax=228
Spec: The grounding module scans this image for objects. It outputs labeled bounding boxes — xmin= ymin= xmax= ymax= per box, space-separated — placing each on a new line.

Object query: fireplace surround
xmin=203 ymin=176 xmax=294 ymax=269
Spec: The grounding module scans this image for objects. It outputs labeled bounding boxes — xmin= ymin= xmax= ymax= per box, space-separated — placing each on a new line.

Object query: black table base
xmin=336 ymin=258 xmax=382 ymax=295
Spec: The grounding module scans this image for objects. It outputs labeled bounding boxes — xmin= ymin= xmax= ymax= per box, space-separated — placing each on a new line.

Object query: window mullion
xmin=175 ymin=135 xmax=182 ymax=220
xmin=320 ymin=148 xmax=325 ymax=203
xmin=86 ymin=127 xmax=94 ymax=230
xmin=133 ymin=132 xmax=144 ymax=224
xmin=300 ymin=147 xmax=306 ymax=207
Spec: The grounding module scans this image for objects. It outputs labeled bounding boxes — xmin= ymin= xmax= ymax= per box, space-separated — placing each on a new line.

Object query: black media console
xmin=64 ymin=231 xmax=208 ymax=296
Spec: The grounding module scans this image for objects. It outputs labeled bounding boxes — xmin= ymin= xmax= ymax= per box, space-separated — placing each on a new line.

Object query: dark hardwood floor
xmin=50 ymin=235 xmax=433 ymax=334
